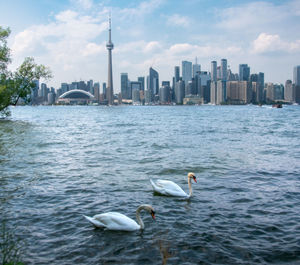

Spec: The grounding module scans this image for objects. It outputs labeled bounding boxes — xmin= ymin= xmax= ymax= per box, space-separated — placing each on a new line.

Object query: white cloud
xmin=166 ymin=14 xmax=190 ymax=27
xmin=216 ymin=1 xmax=300 ymax=36
xmin=70 ymin=0 xmax=93 ymax=10
xmin=82 ymin=42 xmax=105 ymax=56
xmin=143 ymin=41 xmax=161 ymax=53
xmin=252 ymin=33 xmax=300 ymax=54
xmin=119 ymin=0 xmax=165 ymax=19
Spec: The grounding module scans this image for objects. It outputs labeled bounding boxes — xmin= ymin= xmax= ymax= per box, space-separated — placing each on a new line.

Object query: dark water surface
xmin=1 ymin=105 xmax=300 ymax=264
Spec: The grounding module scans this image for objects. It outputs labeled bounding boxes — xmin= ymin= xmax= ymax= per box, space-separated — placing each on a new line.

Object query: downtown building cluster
xmin=29 ymin=62 xmax=300 ymax=106
xmin=120 ymin=60 xmax=300 ymax=105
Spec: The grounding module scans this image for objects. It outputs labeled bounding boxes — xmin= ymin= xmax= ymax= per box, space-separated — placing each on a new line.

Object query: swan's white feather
xmin=85 ymin=212 xmax=140 ymax=231
xmin=150 ymin=179 xmax=188 ymax=197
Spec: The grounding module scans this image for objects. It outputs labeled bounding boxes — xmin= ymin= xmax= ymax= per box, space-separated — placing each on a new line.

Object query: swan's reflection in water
xmin=153 ymin=230 xmax=175 ymax=265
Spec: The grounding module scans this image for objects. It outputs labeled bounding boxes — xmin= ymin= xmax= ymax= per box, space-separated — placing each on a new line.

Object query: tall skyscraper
xmin=285 ymin=80 xmax=294 ymax=102
xmin=103 ymin=82 xmax=107 ymax=99
xmin=138 ymin=77 xmax=145 ymax=91
xmin=121 ymin=73 xmax=129 ymax=99
xmin=221 ymin=59 xmax=227 ymax=81
xmin=182 ymin=61 xmax=192 ymax=84
xmin=258 ymin=72 xmax=264 ymax=102
xmin=192 ymin=58 xmax=201 ymax=78
xmin=294 ymin=65 xmax=300 ymax=103
xmin=174 ymin=66 xmax=180 ymax=83
xmin=106 ymin=16 xmax=114 ymax=105
xmin=175 ymin=80 xmax=185 ymax=104
xmin=211 ymin=61 xmax=217 ymax=82
xmin=239 ymin=64 xmax=250 ymax=81
xmin=148 ymin=67 xmax=159 ymax=101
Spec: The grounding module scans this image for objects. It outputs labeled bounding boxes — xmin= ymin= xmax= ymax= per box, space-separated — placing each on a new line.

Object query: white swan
xmin=150 ymin=172 xmax=197 ymax=198
xmin=83 ymin=204 xmax=155 ymax=231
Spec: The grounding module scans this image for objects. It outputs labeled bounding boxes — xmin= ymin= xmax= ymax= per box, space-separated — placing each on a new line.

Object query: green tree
xmin=0 ymin=26 xmax=52 ymax=117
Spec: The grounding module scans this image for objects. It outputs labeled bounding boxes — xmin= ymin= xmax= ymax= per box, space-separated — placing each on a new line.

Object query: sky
xmin=1 ymin=0 xmax=300 ymax=91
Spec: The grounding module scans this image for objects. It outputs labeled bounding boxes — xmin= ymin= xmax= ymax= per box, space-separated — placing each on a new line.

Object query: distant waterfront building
xmin=294 ymin=65 xmax=300 ymax=103
xmin=274 ymin=84 xmax=284 ymax=100
xmin=131 ymin=82 xmax=142 ymax=103
xmin=175 ymin=80 xmax=185 ymax=104
xmin=221 ymin=59 xmax=227 ymax=81
xmin=148 ymin=67 xmax=159 ymax=102
xmin=199 ymin=71 xmax=211 ymax=103
xmin=239 ymin=64 xmax=250 ymax=81
xmin=217 ymin=66 xmax=221 ymax=80
xmin=47 ymin=92 xmax=55 ymax=105
xmin=211 ymin=61 xmax=217 ymax=82
xmin=285 ymin=80 xmax=295 ymax=102
xmin=192 ymin=61 xmax=201 ymax=78
xmin=210 ymin=81 xmax=217 ymax=104
xmin=182 ymin=61 xmax=192 ymax=84
xmin=131 ymin=81 xmax=142 ymax=101
xmin=31 ymin=80 xmax=39 ymax=104
xmin=216 ymin=80 xmax=226 ymax=104
xmin=227 ymin=69 xmax=237 ymax=81
xmin=137 ymin=77 xmax=145 ymax=91
xmin=226 ymin=81 xmax=251 ymax=104
xmin=266 ymin=83 xmax=275 ymax=103
xmin=103 ymin=82 xmax=107 ymax=99
xmin=174 ymin=66 xmax=180 ymax=82
xmin=159 ymin=85 xmax=171 ymax=104
xmin=258 ymin=72 xmax=264 ymax=102
xmin=252 ymin=82 xmax=259 ymax=103
xmin=87 ymin=80 xmax=94 ymax=94
xmin=94 ymin=82 xmax=100 ymax=102
xmin=78 ymin=81 xmax=86 ymax=91
xmin=121 ymin=73 xmax=129 ymax=99
xmin=61 ymin=83 xmax=69 ymax=94
xmin=41 ymin=83 xmax=48 ymax=102
xmin=185 ymin=80 xmax=194 ymax=96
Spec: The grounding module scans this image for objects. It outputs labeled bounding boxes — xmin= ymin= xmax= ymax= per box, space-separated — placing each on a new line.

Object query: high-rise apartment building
xmin=192 ymin=63 xmax=201 ymax=78
xmin=137 ymin=77 xmax=145 ymax=91
xmin=121 ymin=73 xmax=129 ymax=99
xmin=226 ymin=81 xmax=251 ymax=104
xmin=148 ymin=67 xmax=159 ymax=102
xmin=211 ymin=61 xmax=217 ymax=82
xmin=210 ymin=81 xmax=217 ymax=104
xmin=221 ymin=59 xmax=227 ymax=81
xmin=174 ymin=66 xmax=180 ymax=83
xmin=294 ymin=65 xmax=300 ymax=103
xmin=175 ymin=80 xmax=185 ymax=104
xmin=217 ymin=66 xmax=221 ymax=80
xmin=239 ymin=64 xmax=250 ymax=81
xmin=216 ymin=80 xmax=226 ymax=104
xmin=285 ymin=80 xmax=295 ymax=102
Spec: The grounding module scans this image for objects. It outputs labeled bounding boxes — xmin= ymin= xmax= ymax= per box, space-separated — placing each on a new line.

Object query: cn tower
xmin=106 ymin=15 xmax=114 ymax=105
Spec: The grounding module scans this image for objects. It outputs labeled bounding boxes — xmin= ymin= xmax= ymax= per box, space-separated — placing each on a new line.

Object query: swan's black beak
xmin=193 ymin=176 xmax=197 ymax=183
xmin=151 ymin=210 xmax=156 ymax=220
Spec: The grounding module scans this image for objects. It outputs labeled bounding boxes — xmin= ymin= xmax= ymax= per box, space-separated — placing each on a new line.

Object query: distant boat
xmin=272 ymin=103 xmax=282 ymax=108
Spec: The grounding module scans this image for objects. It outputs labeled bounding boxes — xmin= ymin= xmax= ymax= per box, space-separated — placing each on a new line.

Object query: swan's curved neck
xmin=188 ymin=177 xmax=192 ymax=198
xmin=136 ymin=206 xmax=145 ymax=230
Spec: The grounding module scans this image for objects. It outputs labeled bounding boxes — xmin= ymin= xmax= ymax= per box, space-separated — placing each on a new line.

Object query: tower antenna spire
xmin=109 ymin=12 xmax=112 ymax=42
xmin=106 ymin=13 xmax=114 ymax=105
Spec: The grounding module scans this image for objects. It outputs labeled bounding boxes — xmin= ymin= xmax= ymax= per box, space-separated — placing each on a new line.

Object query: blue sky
xmin=1 ymin=0 xmax=300 ymax=91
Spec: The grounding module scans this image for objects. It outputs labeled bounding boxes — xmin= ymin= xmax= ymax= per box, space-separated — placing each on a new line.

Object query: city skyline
xmin=2 ymin=0 xmax=300 ymax=91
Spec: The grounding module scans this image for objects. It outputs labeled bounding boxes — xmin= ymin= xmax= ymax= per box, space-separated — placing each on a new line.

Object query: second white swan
xmin=150 ymin=172 xmax=197 ymax=198
xmin=83 ymin=204 xmax=155 ymax=231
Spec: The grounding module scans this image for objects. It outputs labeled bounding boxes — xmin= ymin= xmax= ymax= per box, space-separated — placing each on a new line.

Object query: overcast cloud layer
xmin=3 ymin=0 xmax=300 ymax=90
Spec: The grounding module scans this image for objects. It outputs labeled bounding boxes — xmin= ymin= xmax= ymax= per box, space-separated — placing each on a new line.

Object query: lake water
xmin=1 ymin=105 xmax=300 ymax=264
